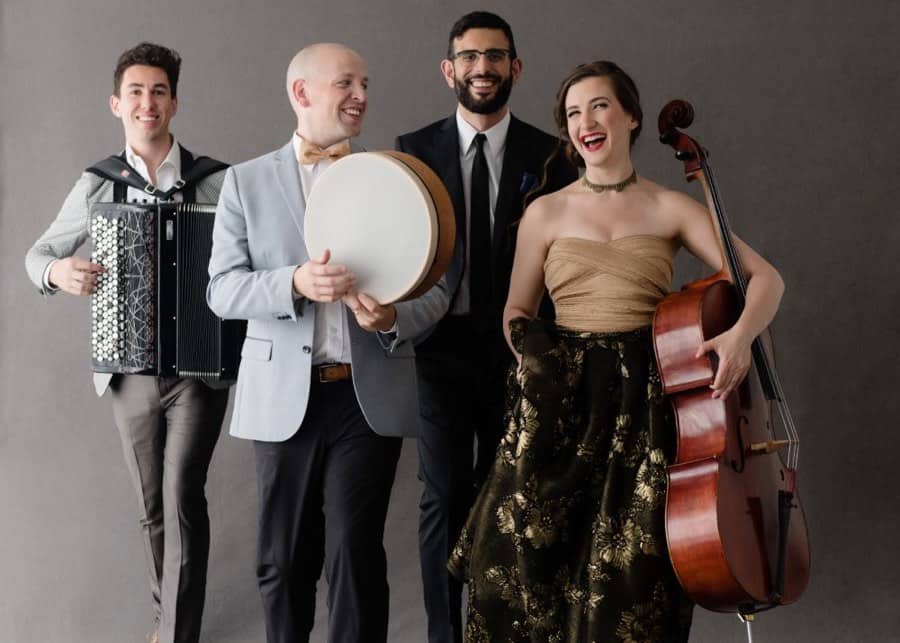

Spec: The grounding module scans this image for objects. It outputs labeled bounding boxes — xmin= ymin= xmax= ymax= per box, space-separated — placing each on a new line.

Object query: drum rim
xmin=379 ymin=151 xmax=457 ymax=302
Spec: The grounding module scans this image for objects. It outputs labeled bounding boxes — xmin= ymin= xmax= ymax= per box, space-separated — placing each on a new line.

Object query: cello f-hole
xmin=732 ymin=415 xmax=749 ymax=472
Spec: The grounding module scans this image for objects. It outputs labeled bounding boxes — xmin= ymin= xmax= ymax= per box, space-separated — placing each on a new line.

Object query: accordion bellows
xmin=90 ymin=202 xmax=243 ymax=379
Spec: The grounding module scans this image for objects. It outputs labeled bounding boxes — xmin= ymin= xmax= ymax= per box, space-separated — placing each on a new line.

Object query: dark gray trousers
xmin=253 ymin=379 xmax=402 ymax=643
xmin=415 ymin=318 xmax=511 ymax=643
xmin=109 ymin=374 xmax=227 ymax=643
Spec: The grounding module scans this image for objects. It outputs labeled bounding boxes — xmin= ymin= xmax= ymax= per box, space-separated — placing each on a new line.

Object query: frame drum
xmin=304 ymin=151 xmax=456 ymax=304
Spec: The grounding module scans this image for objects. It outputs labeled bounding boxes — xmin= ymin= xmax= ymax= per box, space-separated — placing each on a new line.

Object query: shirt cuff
xmin=376 ymin=324 xmax=399 ymax=350
xmin=42 ymin=260 xmax=60 ymax=293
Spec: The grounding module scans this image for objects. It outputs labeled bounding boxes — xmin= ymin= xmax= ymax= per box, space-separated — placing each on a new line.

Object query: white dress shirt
xmin=453 ymin=109 xmax=510 ymax=315
xmin=124 ymin=137 xmax=183 ymax=204
xmin=291 ymin=133 xmax=353 ymax=365
xmin=42 ymin=137 xmax=184 ymax=291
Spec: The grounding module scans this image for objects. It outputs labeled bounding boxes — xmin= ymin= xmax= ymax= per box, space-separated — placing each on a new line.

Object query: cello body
xmin=653 ymin=101 xmax=810 ymax=614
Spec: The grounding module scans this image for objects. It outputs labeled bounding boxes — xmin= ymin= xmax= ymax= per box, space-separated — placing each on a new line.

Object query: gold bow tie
xmin=298 ymin=139 xmax=351 ymax=165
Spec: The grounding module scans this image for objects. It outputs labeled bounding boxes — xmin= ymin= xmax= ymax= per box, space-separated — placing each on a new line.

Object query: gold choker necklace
xmin=582 ymin=170 xmax=637 ymax=193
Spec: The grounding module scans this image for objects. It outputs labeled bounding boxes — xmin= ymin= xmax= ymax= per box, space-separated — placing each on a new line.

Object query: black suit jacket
xmin=395 ymin=113 xmax=577 ymax=327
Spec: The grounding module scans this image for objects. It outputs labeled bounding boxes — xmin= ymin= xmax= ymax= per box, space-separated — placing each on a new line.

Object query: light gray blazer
xmin=25 ymin=159 xmax=225 ymax=396
xmin=206 ymin=141 xmax=449 ymax=441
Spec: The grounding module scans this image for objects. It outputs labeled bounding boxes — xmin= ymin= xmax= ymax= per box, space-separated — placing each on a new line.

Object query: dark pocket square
xmin=519 ymin=171 xmax=539 ymax=194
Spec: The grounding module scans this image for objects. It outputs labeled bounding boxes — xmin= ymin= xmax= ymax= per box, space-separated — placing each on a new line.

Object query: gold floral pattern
xmin=495 ymin=479 xmax=575 ymax=551
xmin=515 ymin=397 xmax=540 ymax=458
xmin=616 ymin=599 xmax=665 ymax=642
xmin=449 ymin=318 xmax=692 ymax=642
xmin=463 ymin=601 xmax=491 ymax=643
xmin=634 ymin=449 xmax=667 ymax=508
xmin=483 ymin=565 xmax=524 ymax=607
xmin=594 ymin=515 xmax=649 ymax=570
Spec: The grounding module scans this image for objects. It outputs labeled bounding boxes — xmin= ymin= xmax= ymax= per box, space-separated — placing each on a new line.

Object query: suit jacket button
xmin=302 ymin=345 xmax=311 ymax=354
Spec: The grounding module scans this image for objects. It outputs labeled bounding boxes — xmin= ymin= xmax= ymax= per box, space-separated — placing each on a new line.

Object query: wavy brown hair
xmin=527 ymin=61 xmax=642 ymax=203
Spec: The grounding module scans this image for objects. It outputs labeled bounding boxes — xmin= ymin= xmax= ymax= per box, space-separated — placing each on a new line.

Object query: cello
xmin=651 ymin=100 xmax=811 ymax=633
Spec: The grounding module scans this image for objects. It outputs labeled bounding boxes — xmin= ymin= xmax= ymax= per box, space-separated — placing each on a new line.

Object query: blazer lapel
xmin=434 ymin=117 xmax=466 ymax=297
xmin=493 ymin=115 xmax=528 ymax=260
xmin=435 ymin=116 xmax=466 ymax=235
xmin=274 ymin=141 xmax=307 ymax=237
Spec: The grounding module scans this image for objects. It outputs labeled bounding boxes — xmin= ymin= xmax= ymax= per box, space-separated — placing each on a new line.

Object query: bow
xmin=298 ymin=139 xmax=351 ymax=165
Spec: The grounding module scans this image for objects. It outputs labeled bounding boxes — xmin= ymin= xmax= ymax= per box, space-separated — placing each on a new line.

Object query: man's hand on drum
xmin=49 ymin=256 xmax=105 ymax=296
xmin=342 ymin=291 xmax=397 ymax=333
xmin=292 ymin=249 xmax=356 ymax=302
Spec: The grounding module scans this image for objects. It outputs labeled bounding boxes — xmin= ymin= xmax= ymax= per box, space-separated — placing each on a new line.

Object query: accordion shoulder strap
xmin=178 ymin=146 xmax=229 ymax=201
xmin=85 ymin=145 xmax=228 ymax=202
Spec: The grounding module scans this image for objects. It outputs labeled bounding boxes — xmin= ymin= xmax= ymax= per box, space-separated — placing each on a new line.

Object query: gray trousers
xmin=109 ymin=374 xmax=228 ymax=643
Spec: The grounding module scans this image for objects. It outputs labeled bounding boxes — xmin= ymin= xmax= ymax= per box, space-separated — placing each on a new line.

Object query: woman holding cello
xmin=448 ymin=60 xmax=787 ymax=641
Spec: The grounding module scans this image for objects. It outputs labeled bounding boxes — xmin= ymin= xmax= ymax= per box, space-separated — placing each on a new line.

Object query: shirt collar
xmin=456 ymin=109 xmax=511 ymax=156
xmin=291 ymin=131 xmax=303 ymax=162
xmin=124 ymin=135 xmax=181 ymax=181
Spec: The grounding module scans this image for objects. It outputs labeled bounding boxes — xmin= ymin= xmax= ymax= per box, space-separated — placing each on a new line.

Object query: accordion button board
xmin=89 ymin=201 xmax=243 ymax=380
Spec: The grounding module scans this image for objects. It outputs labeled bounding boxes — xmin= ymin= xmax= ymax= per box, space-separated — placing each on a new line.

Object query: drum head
xmin=305 ymin=153 xmax=438 ymax=304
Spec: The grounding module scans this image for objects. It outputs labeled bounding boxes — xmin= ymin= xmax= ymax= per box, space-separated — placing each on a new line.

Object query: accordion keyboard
xmin=89 ymin=201 xmax=242 ymax=379
xmin=90 ymin=207 xmax=157 ymax=373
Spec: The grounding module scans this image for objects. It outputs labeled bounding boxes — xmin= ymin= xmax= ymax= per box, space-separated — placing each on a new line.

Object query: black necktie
xmin=470 ymin=133 xmax=492 ymax=319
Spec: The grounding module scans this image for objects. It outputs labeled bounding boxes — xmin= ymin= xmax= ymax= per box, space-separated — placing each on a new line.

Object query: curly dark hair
xmin=113 ymin=42 xmax=182 ymax=97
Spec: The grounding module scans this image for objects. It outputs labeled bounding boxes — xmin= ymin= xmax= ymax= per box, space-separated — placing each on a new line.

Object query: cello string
xmin=703 ymin=163 xmax=802 ymax=470
xmin=710 ymin=167 xmax=801 ymax=468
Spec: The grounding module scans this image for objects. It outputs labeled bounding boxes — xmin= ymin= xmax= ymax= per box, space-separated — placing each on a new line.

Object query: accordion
xmin=89 ymin=201 xmax=243 ymax=379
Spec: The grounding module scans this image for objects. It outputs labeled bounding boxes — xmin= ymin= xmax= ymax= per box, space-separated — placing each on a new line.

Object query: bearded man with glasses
xmin=395 ymin=11 xmax=577 ymax=643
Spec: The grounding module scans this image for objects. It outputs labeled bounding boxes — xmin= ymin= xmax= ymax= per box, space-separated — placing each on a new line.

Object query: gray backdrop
xmin=2 ymin=0 xmax=897 ymax=641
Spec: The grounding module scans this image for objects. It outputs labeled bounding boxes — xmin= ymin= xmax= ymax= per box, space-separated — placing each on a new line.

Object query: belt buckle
xmin=317 ymin=363 xmax=349 ymax=383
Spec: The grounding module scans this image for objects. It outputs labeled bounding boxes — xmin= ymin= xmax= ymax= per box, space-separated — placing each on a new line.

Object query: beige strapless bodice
xmin=544 ymin=235 xmax=678 ymax=333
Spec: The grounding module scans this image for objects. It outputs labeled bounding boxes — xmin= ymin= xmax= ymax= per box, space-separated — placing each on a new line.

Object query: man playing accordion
xmin=25 ymin=42 xmax=229 ymax=643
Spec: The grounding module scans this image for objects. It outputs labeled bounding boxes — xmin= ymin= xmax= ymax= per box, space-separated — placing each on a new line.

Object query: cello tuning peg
xmin=675 ymin=150 xmax=696 ymax=161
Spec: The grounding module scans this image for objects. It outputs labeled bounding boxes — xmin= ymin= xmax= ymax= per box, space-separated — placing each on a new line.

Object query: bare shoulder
xmin=522 ymin=186 xmax=570 ymax=224
xmin=641 ymin=180 xmax=706 ymax=225
xmin=519 ymin=185 xmax=576 ymax=245
xmin=662 ymin=183 xmax=704 ymax=210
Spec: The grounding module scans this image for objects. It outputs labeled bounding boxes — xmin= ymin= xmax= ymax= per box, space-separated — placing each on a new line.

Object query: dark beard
xmin=454 ymin=73 xmax=513 ymax=115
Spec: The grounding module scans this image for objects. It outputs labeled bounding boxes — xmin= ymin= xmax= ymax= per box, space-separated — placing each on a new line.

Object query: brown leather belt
xmin=314 ymin=363 xmax=352 ymax=383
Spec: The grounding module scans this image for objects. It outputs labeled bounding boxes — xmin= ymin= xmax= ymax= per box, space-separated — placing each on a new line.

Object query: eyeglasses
xmin=451 ymin=49 xmax=512 ymax=65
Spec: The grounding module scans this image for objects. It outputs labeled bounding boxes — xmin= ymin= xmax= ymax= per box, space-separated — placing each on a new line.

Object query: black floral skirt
xmin=449 ymin=318 xmax=693 ymax=642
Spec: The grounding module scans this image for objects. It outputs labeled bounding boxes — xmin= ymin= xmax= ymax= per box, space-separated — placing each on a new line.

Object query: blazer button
xmin=302 ymin=345 xmax=311 ymax=354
